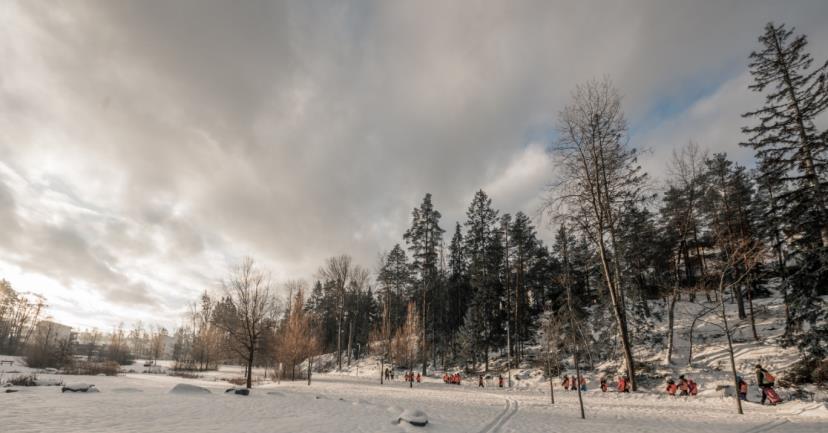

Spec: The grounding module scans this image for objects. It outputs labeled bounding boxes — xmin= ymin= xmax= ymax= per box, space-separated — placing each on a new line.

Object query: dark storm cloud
xmin=1 ymin=0 xmax=827 ymax=328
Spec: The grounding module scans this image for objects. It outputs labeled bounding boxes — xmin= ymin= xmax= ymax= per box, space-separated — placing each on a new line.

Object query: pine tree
xmin=742 ymin=22 xmax=828 ymax=360
xmin=507 ymin=211 xmax=539 ymax=360
xmin=377 ymin=244 xmax=411 ymax=332
xmin=742 ymin=22 xmax=828 ymax=247
xmin=463 ymin=190 xmax=504 ymax=371
xmin=403 ymin=193 xmax=445 ymax=374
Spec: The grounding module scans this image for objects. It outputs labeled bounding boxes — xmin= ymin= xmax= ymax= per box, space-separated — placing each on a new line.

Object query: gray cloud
xmin=1 ymin=0 xmax=828 ymax=328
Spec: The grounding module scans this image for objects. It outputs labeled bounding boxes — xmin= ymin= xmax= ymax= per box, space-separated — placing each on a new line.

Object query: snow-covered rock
xmin=397 ymin=409 xmax=428 ymax=427
xmin=225 ymin=387 xmax=250 ymax=395
xmin=169 ymin=383 xmax=211 ymax=394
xmin=61 ymin=383 xmax=99 ymax=393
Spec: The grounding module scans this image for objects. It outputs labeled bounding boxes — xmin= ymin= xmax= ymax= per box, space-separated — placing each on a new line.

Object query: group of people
xmin=662 ymin=364 xmax=781 ymax=405
xmin=560 ymin=374 xmax=587 ymax=392
xmin=556 ymin=374 xmax=629 ymax=393
xmin=474 ymin=374 xmax=507 ymax=388
xmin=404 ymin=372 xmax=422 ymax=384
xmin=737 ymin=364 xmax=780 ymax=405
xmin=665 ymin=375 xmax=699 ymax=397
xmin=383 ymin=369 xmax=422 ymax=384
xmin=442 ymin=372 xmax=462 ymax=385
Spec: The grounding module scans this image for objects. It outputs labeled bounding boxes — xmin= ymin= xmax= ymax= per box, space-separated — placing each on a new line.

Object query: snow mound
xmin=169 ymin=383 xmax=211 ymax=395
xmin=61 ymin=383 xmax=99 ymax=393
xmin=397 ymin=409 xmax=428 ymax=427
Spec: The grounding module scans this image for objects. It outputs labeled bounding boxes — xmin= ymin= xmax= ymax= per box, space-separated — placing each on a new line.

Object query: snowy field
xmin=2 ymin=370 xmax=826 ymax=433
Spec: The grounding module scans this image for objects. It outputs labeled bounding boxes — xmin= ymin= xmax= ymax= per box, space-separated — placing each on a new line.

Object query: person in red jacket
xmin=616 ymin=376 xmax=626 ymax=392
xmin=665 ymin=378 xmax=677 ymax=396
xmin=416 ymin=373 xmax=421 ymax=383
xmin=677 ymin=375 xmax=689 ymax=396
xmin=737 ymin=376 xmax=748 ymax=401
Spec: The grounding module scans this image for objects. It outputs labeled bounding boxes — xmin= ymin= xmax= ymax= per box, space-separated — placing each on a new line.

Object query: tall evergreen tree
xmin=403 ymin=193 xmax=445 ymax=374
xmin=742 ymin=22 xmax=828 ymax=247
xmin=463 ymin=190 xmax=504 ymax=371
xmin=446 ymin=222 xmax=471 ymax=360
xmin=377 ymin=244 xmax=411 ymax=332
xmin=742 ymin=22 xmax=828 ymax=360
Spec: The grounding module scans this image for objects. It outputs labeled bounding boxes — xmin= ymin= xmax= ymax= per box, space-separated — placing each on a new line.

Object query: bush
xmin=812 ymin=359 xmax=828 ymax=386
xmin=782 ymin=358 xmax=828 ymax=386
xmin=9 ymin=374 xmax=38 ymax=386
xmin=224 ymin=377 xmax=247 ymax=386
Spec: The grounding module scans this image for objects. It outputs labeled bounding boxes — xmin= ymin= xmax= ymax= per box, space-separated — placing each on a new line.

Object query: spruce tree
xmin=742 ymin=22 xmax=828 ymax=360
xmin=463 ymin=190 xmax=504 ymax=371
xmin=403 ymin=193 xmax=445 ymax=374
xmin=742 ymin=22 xmax=828 ymax=247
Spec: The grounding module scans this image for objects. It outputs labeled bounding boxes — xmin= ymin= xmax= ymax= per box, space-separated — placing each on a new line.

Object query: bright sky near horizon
xmin=1 ymin=0 xmax=827 ymax=331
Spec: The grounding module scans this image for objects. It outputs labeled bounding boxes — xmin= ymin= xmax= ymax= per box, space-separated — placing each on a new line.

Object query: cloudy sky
xmin=2 ymin=1 xmax=827 ymax=330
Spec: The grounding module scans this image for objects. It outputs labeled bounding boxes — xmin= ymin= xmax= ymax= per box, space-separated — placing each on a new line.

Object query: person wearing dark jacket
xmin=755 ymin=364 xmax=775 ymax=405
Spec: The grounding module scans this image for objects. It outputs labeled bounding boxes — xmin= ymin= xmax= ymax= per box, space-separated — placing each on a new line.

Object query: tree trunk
xmin=574 ymin=350 xmax=585 ymax=420
xmin=337 ymin=306 xmax=343 ymax=371
xmin=732 ymin=284 xmax=747 ymax=320
xmin=747 ymin=279 xmax=759 ymax=341
xmin=665 ymin=287 xmax=678 ymax=365
xmin=546 ymin=347 xmax=555 ymax=404
xmin=347 ymin=319 xmax=353 ymax=367
xmin=719 ymin=283 xmax=743 ymax=415
xmin=595 ymin=237 xmax=636 ymax=390
xmin=246 ymin=351 xmax=254 ymax=389
xmin=308 ymin=355 xmax=313 ymax=385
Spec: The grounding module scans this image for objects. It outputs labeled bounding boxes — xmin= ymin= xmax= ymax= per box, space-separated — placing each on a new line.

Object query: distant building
xmin=161 ymin=334 xmax=177 ymax=359
xmin=34 ymin=320 xmax=75 ymax=345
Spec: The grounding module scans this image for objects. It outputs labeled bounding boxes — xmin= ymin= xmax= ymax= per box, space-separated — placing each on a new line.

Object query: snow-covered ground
xmin=2 ymin=369 xmax=826 ymax=433
xmin=2 ymin=290 xmax=825 ymax=432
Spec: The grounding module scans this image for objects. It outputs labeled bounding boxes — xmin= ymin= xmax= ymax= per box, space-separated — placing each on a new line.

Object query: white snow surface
xmin=1 ymin=371 xmax=825 ymax=433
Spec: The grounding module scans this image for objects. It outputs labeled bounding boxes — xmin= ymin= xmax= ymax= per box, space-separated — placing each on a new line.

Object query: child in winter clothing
xmin=600 ymin=377 xmax=608 ymax=392
xmin=665 ymin=379 xmax=677 ymax=396
xmin=737 ymin=376 xmax=748 ymax=401
xmin=617 ymin=376 xmax=629 ymax=393
xmin=678 ymin=375 xmax=689 ymax=396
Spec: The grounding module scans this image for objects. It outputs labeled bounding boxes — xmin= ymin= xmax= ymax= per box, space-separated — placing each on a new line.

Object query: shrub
xmin=812 ymin=359 xmax=828 ymax=386
xmin=224 ymin=377 xmax=247 ymax=386
xmin=782 ymin=358 xmax=828 ymax=386
xmin=9 ymin=374 xmax=38 ymax=386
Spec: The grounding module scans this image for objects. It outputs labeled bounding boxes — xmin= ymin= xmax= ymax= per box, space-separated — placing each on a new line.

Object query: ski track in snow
xmin=478 ymin=397 xmax=518 ymax=433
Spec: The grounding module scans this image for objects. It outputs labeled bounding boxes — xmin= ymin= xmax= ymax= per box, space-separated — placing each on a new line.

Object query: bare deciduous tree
xmin=546 ymin=77 xmax=646 ymax=390
xmin=214 ymin=257 xmax=279 ymax=389
xmin=317 ymin=255 xmax=353 ymax=371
